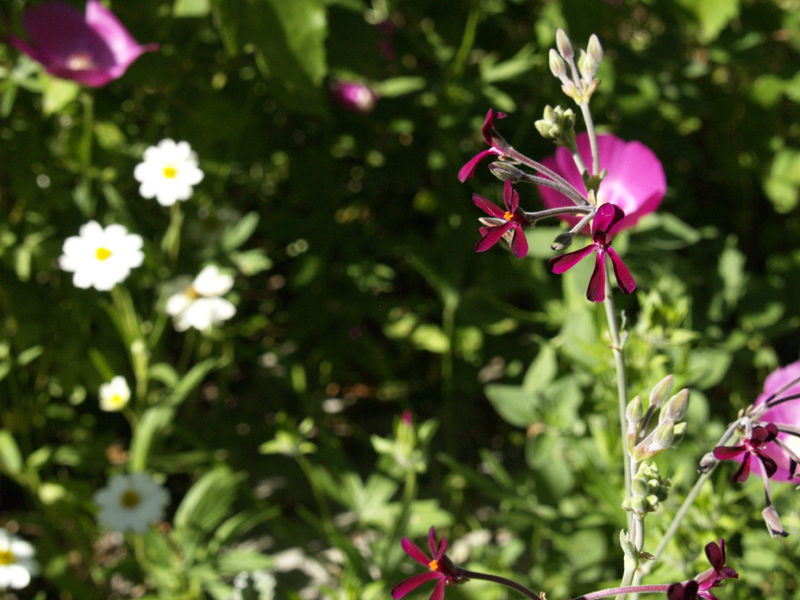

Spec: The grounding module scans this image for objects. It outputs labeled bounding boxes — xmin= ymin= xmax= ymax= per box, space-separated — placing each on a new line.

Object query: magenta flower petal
xmin=402 ymin=538 xmax=433 ymax=567
xmin=586 ymin=248 xmax=608 ymax=302
xmin=503 ymin=180 xmax=519 ymax=213
xmin=392 ymin=572 xmax=440 ymax=599
xmin=11 ymin=0 xmax=157 ymax=87
xmin=607 ymin=247 xmax=636 ymax=294
xmin=548 ymin=243 xmax=596 ymax=274
xmin=458 ymin=148 xmax=500 ymax=182
xmin=510 ymin=226 xmax=528 ymax=259
xmin=481 ymin=108 xmax=506 ymax=144
xmin=713 ymin=446 xmax=746 ymax=461
xmin=430 ymin=579 xmax=446 ymax=600
xmin=593 ymin=203 xmax=625 ymax=237
xmin=476 ymin=223 xmax=513 ymax=253
xmin=473 ymin=193 xmax=506 ymax=218
xmin=536 ymin=133 xmax=666 ymax=232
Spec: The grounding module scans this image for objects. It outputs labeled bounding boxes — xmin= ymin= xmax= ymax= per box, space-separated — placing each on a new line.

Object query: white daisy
xmin=134 ymin=139 xmax=204 ymax=206
xmin=230 ymin=571 xmax=276 ymax=600
xmin=99 ymin=376 xmax=131 ymax=412
xmin=0 ymin=528 xmax=39 ymax=590
xmin=59 ymin=221 xmax=144 ymax=291
xmin=93 ymin=473 xmax=170 ymax=534
xmin=165 ymin=265 xmax=236 ymax=331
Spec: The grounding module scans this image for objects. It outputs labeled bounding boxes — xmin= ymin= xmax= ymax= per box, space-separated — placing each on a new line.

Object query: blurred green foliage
xmin=2 ymin=0 xmax=800 ymax=598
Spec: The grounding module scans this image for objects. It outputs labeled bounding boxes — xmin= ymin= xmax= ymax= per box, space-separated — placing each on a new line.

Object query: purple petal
xmin=473 ymin=193 xmax=505 ymax=218
xmin=85 ymin=0 xmax=154 ymax=66
xmin=606 ymin=247 xmax=635 ymax=294
xmin=392 ymin=572 xmax=439 ymax=599
xmin=548 ymin=243 xmax=596 ymax=274
xmin=503 ymin=180 xmax=519 ymax=213
xmin=428 ymin=527 xmax=438 ymax=558
xmin=458 ymin=148 xmax=499 ymax=182
xmin=713 ymin=445 xmax=746 ymax=460
xmin=437 ymin=535 xmax=447 ymax=559
xmin=731 ymin=453 xmax=752 ymax=483
xmin=704 ymin=541 xmax=723 ymax=571
xmin=430 ymin=578 xmax=447 ymax=600
xmin=593 ymin=203 xmax=626 ymax=238
xmin=402 ymin=538 xmax=432 ymax=567
xmin=510 ymin=225 xmax=528 ymax=259
xmin=481 ymin=108 xmax=506 ymax=144
xmin=586 ymin=247 xmax=607 ymax=302
xmin=476 ymin=223 xmax=512 ymax=253
xmin=758 ymin=453 xmax=778 ymax=478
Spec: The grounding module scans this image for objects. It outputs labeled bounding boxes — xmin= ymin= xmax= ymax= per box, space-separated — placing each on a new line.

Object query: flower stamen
xmin=0 ymin=548 xmax=15 ymax=566
xmin=121 ymin=489 xmax=141 ymax=508
xmin=95 ymin=247 xmax=112 ymax=261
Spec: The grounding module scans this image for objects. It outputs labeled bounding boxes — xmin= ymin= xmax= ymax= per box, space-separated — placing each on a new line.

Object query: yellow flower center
xmin=504 ymin=211 xmax=514 ymax=221
xmin=66 ymin=51 xmax=94 ymax=70
xmin=428 ymin=560 xmax=439 ymax=571
xmin=0 ymin=548 xmax=15 ymax=566
xmin=96 ymin=247 xmax=112 ymax=261
xmin=163 ymin=166 xmax=178 ymax=179
xmin=185 ymin=285 xmax=199 ymax=300
xmin=110 ymin=394 xmax=124 ymax=408
xmin=121 ymin=489 xmax=141 ymax=508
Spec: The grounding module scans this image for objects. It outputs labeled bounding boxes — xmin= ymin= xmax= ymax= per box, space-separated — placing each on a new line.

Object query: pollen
xmin=95 ymin=247 xmax=112 ymax=261
xmin=0 ymin=548 xmax=15 ymax=566
xmin=504 ymin=211 xmax=514 ymax=221
xmin=121 ymin=489 xmax=141 ymax=508
xmin=162 ymin=166 xmax=178 ymax=179
xmin=428 ymin=560 xmax=439 ymax=571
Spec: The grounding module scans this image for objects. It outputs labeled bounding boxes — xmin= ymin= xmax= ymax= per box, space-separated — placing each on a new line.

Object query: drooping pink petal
xmin=481 ymin=108 xmax=506 ymax=144
xmin=510 ymin=226 xmax=528 ymax=259
xmin=548 ymin=243 xmax=596 ymax=274
xmin=473 ymin=193 xmax=506 ymax=218
xmin=391 ymin=572 xmax=440 ymax=599
xmin=475 ymin=223 xmax=513 ymax=253
xmin=593 ymin=203 xmax=625 ymax=237
xmin=757 ymin=453 xmax=778 ymax=479
xmin=458 ymin=148 xmax=500 ymax=182
xmin=586 ymin=247 xmax=607 ymax=302
xmin=430 ymin=578 xmax=447 ymax=600
xmin=712 ymin=445 xmax=746 ymax=461
xmin=606 ymin=247 xmax=636 ymax=294
xmin=731 ymin=453 xmax=751 ymax=483
xmin=402 ymin=538 xmax=432 ymax=567
xmin=503 ymin=180 xmax=519 ymax=213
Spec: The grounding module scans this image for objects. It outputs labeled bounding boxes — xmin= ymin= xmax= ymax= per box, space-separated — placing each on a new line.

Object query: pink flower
xmin=713 ymin=423 xmax=779 ymax=483
xmin=330 ymin=80 xmax=378 ymax=113
xmin=473 ymin=180 xmax=531 ymax=259
xmin=536 ymin=133 xmax=666 ymax=232
xmin=694 ymin=539 xmax=738 ymax=600
xmin=458 ymin=108 xmax=507 ymax=182
xmin=548 ymin=203 xmax=635 ymax=302
xmin=11 ymin=0 xmax=157 ymax=87
xmin=391 ymin=527 xmax=466 ymax=600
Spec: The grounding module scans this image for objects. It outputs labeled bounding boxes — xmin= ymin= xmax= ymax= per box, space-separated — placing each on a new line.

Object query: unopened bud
xmin=556 ymin=29 xmax=574 ymax=61
xmin=654 ymin=420 xmax=675 ymax=449
xmin=551 ymin=232 xmax=574 ymax=252
xmin=549 ymin=49 xmax=567 ymax=79
xmin=763 ymin=505 xmax=789 ymax=538
xmin=587 ymin=34 xmax=603 ymax=65
xmin=578 ymin=49 xmax=597 ymax=83
xmin=489 ymin=162 xmax=525 ymax=183
xmin=660 ymin=389 xmax=690 ymax=423
xmin=697 ymin=451 xmax=718 ymax=474
xmin=627 ymin=396 xmax=643 ymax=426
xmin=649 ymin=375 xmax=675 ymax=410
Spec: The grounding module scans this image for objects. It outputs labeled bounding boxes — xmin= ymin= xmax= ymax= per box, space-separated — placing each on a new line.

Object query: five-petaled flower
xmin=713 ymin=423 xmax=779 ymax=483
xmin=548 ymin=203 xmax=635 ymax=302
xmin=667 ymin=539 xmax=737 ymax=600
xmin=392 ymin=527 xmax=466 ymax=600
xmin=458 ymin=109 xmax=508 ymax=182
xmin=473 ymin=180 xmax=531 ymax=259
xmin=134 ymin=139 xmax=204 ymax=207
xmin=11 ymin=0 xmax=158 ymax=87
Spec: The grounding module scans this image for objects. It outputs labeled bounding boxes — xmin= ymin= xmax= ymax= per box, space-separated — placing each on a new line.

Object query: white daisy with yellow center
xmin=98 ymin=376 xmax=131 ymax=412
xmin=93 ymin=473 xmax=170 ymax=534
xmin=165 ymin=265 xmax=236 ymax=332
xmin=59 ymin=221 xmax=144 ymax=291
xmin=0 ymin=528 xmax=38 ymax=590
xmin=134 ymin=139 xmax=204 ymax=206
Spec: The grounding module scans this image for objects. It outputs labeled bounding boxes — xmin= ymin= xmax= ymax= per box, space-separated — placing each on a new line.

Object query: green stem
xmin=296 ymin=454 xmax=336 ymax=541
xmin=579 ymin=102 xmax=600 ymax=179
xmin=451 ymin=6 xmax=480 ymax=78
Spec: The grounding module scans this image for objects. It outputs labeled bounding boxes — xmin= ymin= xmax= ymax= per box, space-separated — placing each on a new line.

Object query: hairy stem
xmin=459 ymin=569 xmax=542 ymax=600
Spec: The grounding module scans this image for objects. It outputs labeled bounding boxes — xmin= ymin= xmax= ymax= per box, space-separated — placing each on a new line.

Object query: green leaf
xmin=676 ymin=0 xmax=740 ymax=43
xmin=174 ymin=465 xmax=246 ymax=535
xmin=372 ymin=77 xmax=426 ymax=97
xmin=484 ymin=383 xmax=537 ymax=428
xmin=0 ymin=430 xmax=23 ymax=476
xmin=174 ymin=0 xmax=211 ymax=17
xmin=41 ymin=77 xmax=80 ymax=115
xmin=522 ymin=345 xmax=557 ymax=394
xmin=129 ymin=406 xmax=175 ymax=471
xmin=222 ymin=212 xmax=260 ymax=251
xmin=163 ymin=359 xmax=218 ymax=407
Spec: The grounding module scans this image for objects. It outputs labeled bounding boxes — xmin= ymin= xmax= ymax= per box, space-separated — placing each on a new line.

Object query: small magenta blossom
xmin=392 ymin=527 xmax=466 ymax=600
xmin=548 ymin=203 xmax=635 ymax=302
xmin=667 ymin=539 xmax=737 ymax=600
xmin=11 ymin=0 xmax=157 ymax=87
xmin=473 ymin=180 xmax=531 ymax=259
xmin=713 ymin=423 xmax=779 ymax=483
xmin=330 ymin=80 xmax=378 ymax=113
xmin=536 ymin=133 xmax=666 ymax=232
xmin=458 ymin=108 xmax=507 ymax=182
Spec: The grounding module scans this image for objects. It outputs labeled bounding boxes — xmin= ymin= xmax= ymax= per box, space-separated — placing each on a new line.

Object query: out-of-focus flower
xmin=713 ymin=423 xmax=779 ymax=483
xmin=0 ymin=528 xmax=38 ymax=590
xmin=667 ymin=580 xmax=698 ymax=600
xmin=134 ymin=139 xmax=204 ymax=207
xmin=229 ymin=571 xmax=277 ymax=600
xmin=548 ymin=203 xmax=635 ymax=302
xmin=473 ymin=180 xmax=531 ymax=258
xmin=392 ymin=527 xmax=467 ymax=600
xmin=458 ymin=108 xmax=508 ymax=182
xmin=93 ymin=472 xmax=170 ymax=534
xmin=330 ymin=80 xmax=378 ymax=113
xmin=59 ymin=221 xmax=144 ymax=291
xmin=166 ymin=265 xmax=236 ymax=331
xmin=99 ymin=376 xmax=131 ymax=412
xmin=10 ymin=0 xmax=157 ymax=87
xmin=694 ymin=539 xmax=738 ymax=600
xmin=536 ymin=133 xmax=666 ymax=231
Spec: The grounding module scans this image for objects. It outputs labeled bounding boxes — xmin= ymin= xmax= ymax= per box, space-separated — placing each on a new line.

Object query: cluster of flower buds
xmin=623 ymin=462 xmax=671 ymax=516
xmin=548 ymin=30 xmax=602 ymax=104
xmin=534 ymin=105 xmax=577 ymax=150
xmin=626 ymin=375 xmax=689 ymax=462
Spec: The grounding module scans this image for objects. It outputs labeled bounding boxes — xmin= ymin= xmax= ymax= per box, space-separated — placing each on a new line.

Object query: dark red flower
xmin=548 ymin=203 xmax=635 ymax=302
xmin=458 ymin=109 xmax=507 ymax=182
xmin=694 ymin=539 xmax=738 ymax=600
xmin=391 ymin=527 xmax=466 ymax=600
xmin=473 ymin=180 xmax=531 ymax=258
xmin=668 ymin=580 xmax=699 ymax=600
xmin=713 ymin=423 xmax=779 ymax=483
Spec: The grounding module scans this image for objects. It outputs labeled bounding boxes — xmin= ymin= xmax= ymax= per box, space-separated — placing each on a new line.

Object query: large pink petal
xmin=473 ymin=193 xmax=505 ymax=218
xmin=606 ymin=247 xmax=635 ymax=294
xmin=510 ymin=226 xmax=528 ymax=259
xmin=476 ymin=223 xmax=512 ymax=253
xmin=548 ymin=243 xmax=595 ymax=274
xmin=602 ymin=139 xmax=666 ymax=226
xmin=85 ymin=0 xmax=145 ymax=63
xmin=392 ymin=572 xmax=439 ymax=599
xmin=401 ymin=538 xmax=431 ymax=567
xmin=586 ymin=248 xmax=607 ymax=302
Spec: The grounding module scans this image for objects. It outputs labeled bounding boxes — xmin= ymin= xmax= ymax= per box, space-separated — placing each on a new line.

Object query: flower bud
xmin=330 ymin=80 xmax=378 ymax=113
xmin=578 ymin=49 xmax=597 ymax=83
xmin=551 ymin=232 xmax=574 ymax=252
xmin=587 ymin=34 xmax=603 ymax=66
xmin=763 ymin=505 xmax=789 ymax=538
xmin=654 ymin=420 xmax=675 ymax=449
xmin=649 ymin=375 xmax=674 ymax=411
xmin=556 ymin=29 xmax=574 ymax=61
xmin=627 ymin=395 xmax=643 ymax=426
xmin=660 ymin=389 xmax=690 ymax=423
xmin=549 ymin=49 xmax=567 ymax=78
xmin=697 ymin=451 xmax=718 ymax=474
xmin=489 ymin=162 xmax=525 ymax=183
